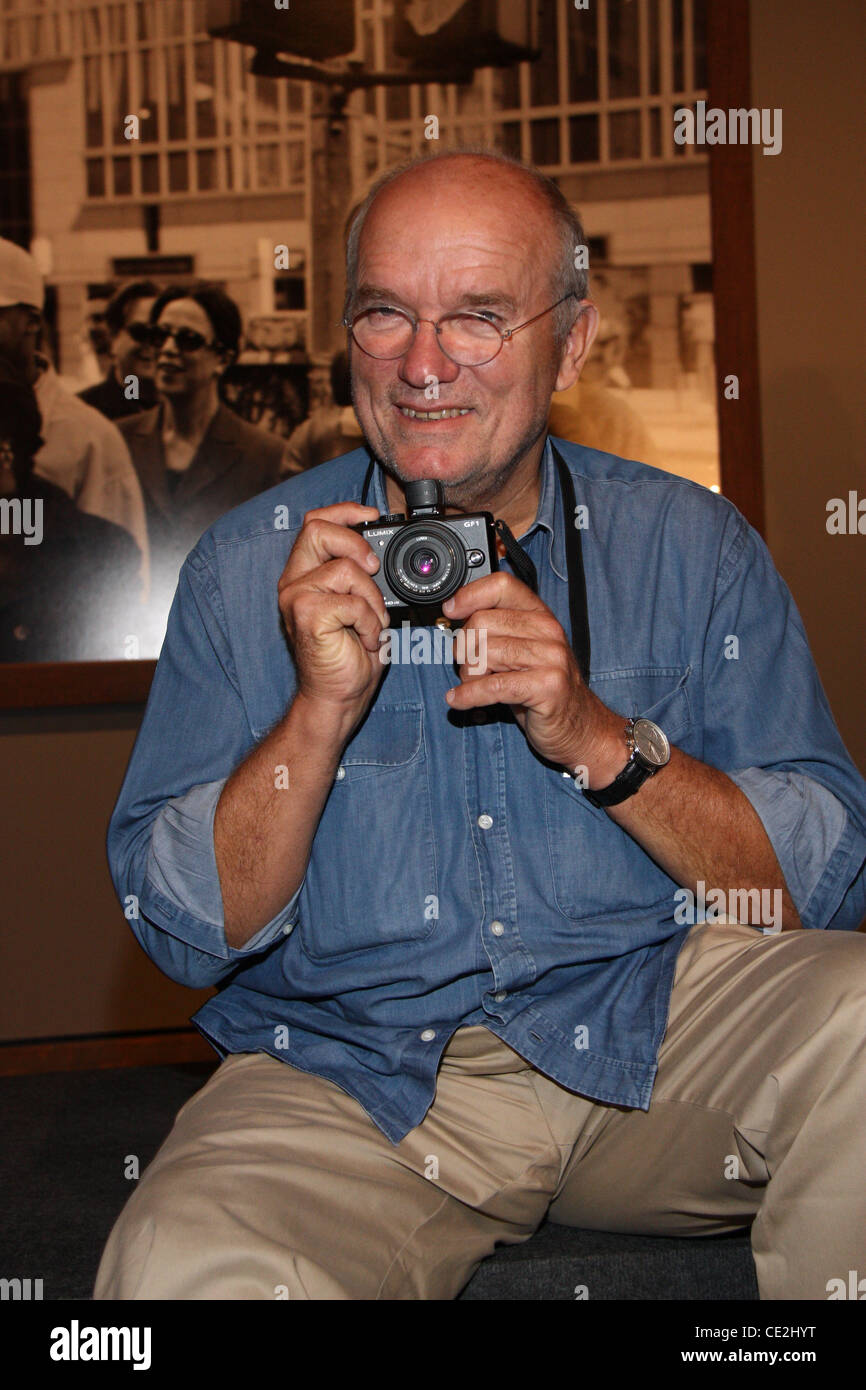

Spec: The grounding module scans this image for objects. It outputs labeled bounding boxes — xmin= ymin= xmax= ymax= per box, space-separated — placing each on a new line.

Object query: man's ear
xmin=555 ymin=300 xmax=599 ymax=394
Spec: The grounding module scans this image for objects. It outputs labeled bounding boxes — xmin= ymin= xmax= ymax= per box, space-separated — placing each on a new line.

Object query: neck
xmin=383 ymin=435 xmax=545 ymax=540
xmin=162 ymin=383 xmax=220 ymax=438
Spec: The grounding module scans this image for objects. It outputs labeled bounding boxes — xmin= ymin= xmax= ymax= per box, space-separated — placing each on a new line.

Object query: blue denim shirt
xmin=108 ymin=437 xmax=866 ymax=1144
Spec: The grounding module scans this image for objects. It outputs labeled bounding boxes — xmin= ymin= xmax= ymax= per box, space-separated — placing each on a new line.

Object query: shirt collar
xmin=368 ymin=435 xmax=567 ymax=583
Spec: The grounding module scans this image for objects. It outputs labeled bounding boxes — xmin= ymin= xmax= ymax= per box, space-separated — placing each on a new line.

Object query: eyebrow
xmin=353 ymin=286 xmax=520 ymax=316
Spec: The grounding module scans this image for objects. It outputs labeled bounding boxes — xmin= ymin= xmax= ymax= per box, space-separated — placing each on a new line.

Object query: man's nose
xmin=397 ymin=320 xmax=461 ymax=391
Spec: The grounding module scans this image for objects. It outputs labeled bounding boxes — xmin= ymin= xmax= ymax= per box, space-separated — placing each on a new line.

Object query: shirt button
xmin=420 ymin=1028 xmax=436 ymax=1042
xmin=335 ymin=766 xmax=346 ymax=780
xmin=477 ymin=813 xmax=493 ymax=829
xmin=493 ymin=991 xmax=507 ymax=1002
xmin=490 ymin=920 xmax=505 ymax=936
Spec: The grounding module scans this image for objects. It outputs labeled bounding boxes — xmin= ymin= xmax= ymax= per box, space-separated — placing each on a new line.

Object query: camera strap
xmin=359 ymin=437 xmax=590 ymax=683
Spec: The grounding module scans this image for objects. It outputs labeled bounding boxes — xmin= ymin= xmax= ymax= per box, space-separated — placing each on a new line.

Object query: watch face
xmin=633 ymin=718 xmax=670 ymax=766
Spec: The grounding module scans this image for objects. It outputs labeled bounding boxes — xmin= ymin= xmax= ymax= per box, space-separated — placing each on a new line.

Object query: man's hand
xmin=278 ymin=501 xmax=391 ymax=730
xmin=442 ymin=572 xmax=623 ymax=786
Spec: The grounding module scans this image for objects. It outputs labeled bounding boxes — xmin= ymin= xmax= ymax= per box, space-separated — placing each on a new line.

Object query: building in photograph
xmin=0 ymin=0 xmax=718 ymax=483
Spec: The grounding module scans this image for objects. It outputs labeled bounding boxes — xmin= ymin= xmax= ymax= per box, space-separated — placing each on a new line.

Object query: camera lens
xmin=410 ymin=549 xmax=439 ymax=578
xmin=384 ymin=522 xmax=467 ymax=605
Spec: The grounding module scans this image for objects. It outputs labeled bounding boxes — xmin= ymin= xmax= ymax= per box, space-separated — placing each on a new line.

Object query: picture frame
xmin=0 ymin=0 xmax=760 ymax=710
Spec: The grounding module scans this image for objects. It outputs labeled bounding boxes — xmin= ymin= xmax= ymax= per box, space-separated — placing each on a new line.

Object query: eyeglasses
xmin=145 ymin=324 xmax=217 ymax=353
xmin=342 ymin=292 xmax=577 ymax=367
xmin=124 ymin=321 xmax=156 ymax=345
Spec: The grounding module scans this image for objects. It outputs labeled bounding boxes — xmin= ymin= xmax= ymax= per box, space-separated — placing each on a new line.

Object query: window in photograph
xmin=85 ymin=156 xmax=105 ymax=198
xmin=112 ymin=155 xmax=132 ymax=197
xmin=531 ymin=118 xmax=560 ymax=168
xmin=255 ymin=144 xmax=280 ymax=190
xmin=135 ymin=0 xmax=156 ymax=43
xmin=140 ymin=152 xmax=159 ymax=194
xmin=192 ymin=147 xmax=215 ymax=192
xmin=607 ymin=0 xmax=641 ymax=99
xmin=568 ymin=11 xmax=599 ymax=103
xmin=609 ymin=110 xmax=642 ymax=162
xmin=84 ymin=54 xmax=103 ymax=147
xmin=194 ymin=42 xmax=217 ymax=139
xmin=138 ymin=47 xmax=159 ymax=143
xmin=108 ymin=51 xmax=129 ymax=146
xmin=166 ymin=45 xmax=188 ymax=142
xmin=494 ymin=121 xmax=522 ymax=160
xmin=167 ymin=149 xmax=188 ymax=193
xmin=569 ymin=113 xmax=599 ymax=165
xmin=529 ymin=0 xmax=558 ymax=107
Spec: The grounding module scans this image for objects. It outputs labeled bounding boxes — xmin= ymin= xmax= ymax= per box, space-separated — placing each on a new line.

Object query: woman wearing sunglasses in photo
xmin=118 ymin=282 xmax=289 ymax=653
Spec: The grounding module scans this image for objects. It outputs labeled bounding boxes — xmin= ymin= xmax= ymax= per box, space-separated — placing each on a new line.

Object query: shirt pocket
xmin=299 ymin=702 xmax=439 ymax=959
xmin=545 ymin=667 xmax=692 ymax=921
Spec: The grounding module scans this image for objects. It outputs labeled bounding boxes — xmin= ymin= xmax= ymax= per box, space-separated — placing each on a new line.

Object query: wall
xmin=750 ymin=0 xmax=865 ymax=774
xmin=0 ymin=707 xmax=213 ymax=1041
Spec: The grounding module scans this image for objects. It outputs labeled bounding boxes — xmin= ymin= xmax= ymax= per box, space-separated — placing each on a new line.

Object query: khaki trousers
xmin=93 ymin=922 xmax=866 ymax=1300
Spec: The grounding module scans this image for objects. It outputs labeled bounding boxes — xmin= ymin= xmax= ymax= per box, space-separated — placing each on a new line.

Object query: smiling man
xmin=95 ymin=151 xmax=866 ymax=1302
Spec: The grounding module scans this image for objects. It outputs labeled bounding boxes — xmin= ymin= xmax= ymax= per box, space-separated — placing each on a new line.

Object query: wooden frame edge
xmin=0 ymin=1028 xmax=217 ymax=1075
xmin=706 ymin=0 xmax=766 ymax=535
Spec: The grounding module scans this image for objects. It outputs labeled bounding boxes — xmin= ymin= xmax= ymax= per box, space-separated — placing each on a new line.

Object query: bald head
xmin=344 ymin=149 xmax=588 ymax=348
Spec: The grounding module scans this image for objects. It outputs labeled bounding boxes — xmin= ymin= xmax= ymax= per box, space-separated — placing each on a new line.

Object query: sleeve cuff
xmin=728 ymin=766 xmax=865 ymax=929
xmin=143 ymin=778 xmax=303 ymax=960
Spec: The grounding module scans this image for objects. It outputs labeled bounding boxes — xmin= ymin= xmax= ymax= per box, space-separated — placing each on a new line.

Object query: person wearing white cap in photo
xmin=0 ymin=237 xmax=150 ymax=600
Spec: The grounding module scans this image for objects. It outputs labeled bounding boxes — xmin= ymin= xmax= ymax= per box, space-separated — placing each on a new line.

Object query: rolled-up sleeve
xmin=107 ymin=544 xmax=303 ymax=988
xmin=702 ymin=510 xmax=866 ymax=931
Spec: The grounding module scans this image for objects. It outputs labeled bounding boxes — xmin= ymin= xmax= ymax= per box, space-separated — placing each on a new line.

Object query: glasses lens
xmin=126 ymin=322 xmax=152 ymax=344
xmin=351 ymin=308 xmax=414 ymax=359
xmin=151 ymin=325 xmax=208 ymax=352
xmin=175 ymin=328 xmax=207 ymax=352
xmin=439 ymin=313 xmax=503 ymax=366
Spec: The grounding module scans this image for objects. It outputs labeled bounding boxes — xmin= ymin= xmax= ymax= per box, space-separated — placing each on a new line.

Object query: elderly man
xmin=95 ymin=151 xmax=866 ymax=1302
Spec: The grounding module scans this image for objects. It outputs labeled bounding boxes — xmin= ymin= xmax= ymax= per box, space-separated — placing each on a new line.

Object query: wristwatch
xmin=578 ymin=717 xmax=671 ymax=808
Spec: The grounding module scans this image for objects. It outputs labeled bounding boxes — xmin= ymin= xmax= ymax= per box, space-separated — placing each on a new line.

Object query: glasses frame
xmin=342 ymin=291 xmax=579 ymax=366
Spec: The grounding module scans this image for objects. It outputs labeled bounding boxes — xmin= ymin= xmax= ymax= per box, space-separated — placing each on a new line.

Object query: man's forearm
xmin=572 ymin=701 xmax=802 ymax=929
xmin=597 ymin=736 xmax=803 ymax=930
xmin=214 ymin=692 xmax=359 ymax=948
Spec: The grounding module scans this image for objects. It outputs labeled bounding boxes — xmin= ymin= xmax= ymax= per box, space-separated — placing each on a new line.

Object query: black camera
xmin=351 ymin=479 xmax=499 ymax=625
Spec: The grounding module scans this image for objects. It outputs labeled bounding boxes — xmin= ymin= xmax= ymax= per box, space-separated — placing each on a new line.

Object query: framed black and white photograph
xmin=0 ymin=0 xmax=756 ymax=706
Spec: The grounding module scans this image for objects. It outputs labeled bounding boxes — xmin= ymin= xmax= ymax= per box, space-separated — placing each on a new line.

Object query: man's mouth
xmin=396 ymin=406 xmax=472 ymax=420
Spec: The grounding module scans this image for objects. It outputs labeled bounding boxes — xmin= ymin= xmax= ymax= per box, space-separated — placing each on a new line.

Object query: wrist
xmin=563 ymin=707 xmax=629 ymax=788
xmin=290 ymin=689 xmax=363 ymax=750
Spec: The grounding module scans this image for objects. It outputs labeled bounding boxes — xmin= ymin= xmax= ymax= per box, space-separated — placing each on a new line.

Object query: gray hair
xmin=343 ymin=146 xmax=588 ymax=349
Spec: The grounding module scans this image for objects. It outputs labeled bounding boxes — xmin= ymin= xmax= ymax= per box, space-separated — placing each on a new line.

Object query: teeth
xmin=399 ymin=407 xmax=471 ymax=420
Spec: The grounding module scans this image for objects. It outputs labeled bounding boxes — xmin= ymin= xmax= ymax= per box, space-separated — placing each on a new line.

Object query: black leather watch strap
xmin=583 ymin=754 xmax=660 ymax=808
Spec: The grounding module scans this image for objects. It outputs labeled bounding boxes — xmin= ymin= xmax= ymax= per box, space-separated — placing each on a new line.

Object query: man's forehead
xmin=363 ymin=163 xmax=548 ymax=238
xmin=358 ymin=167 xmax=555 ymax=288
